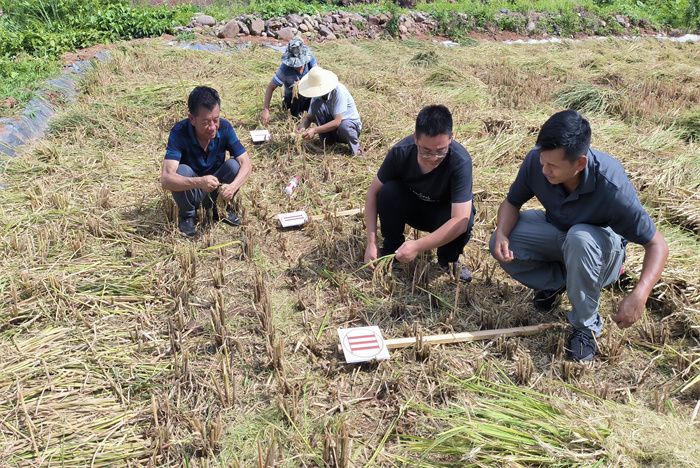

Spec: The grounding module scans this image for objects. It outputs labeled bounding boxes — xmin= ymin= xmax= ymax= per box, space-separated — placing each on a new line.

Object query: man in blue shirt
xmin=261 ymin=38 xmax=317 ymax=124
xmin=364 ymin=105 xmax=475 ymax=282
xmin=490 ymin=110 xmax=668 ymax=361
xmin=161 ymin=86 xmax=251 ymax=237
xmin=295 ymin=67 xmax=363 ymax=155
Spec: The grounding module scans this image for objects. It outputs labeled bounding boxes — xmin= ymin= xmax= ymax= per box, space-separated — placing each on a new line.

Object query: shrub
xmin=0 ymin=0 xmax=194 ymax=58
xmin=248 ymin=0 xmax=321 ymax=20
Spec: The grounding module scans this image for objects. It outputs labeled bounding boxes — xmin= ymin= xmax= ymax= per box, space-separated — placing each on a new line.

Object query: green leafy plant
xmin=248 ymin=0 xmax=321 ymax=20
xmin=0 ymin=0 xmax=195 ymax=58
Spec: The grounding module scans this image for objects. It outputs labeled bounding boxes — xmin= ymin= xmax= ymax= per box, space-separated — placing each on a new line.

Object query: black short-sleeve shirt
xmin=377 ymin=135 xmax=473 ymax=204
xmin=506 ymin=147 xmax=656 ymax=245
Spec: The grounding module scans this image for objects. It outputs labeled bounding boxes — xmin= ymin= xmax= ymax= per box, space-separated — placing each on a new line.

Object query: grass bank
xmin=1 ymin=36 xmax=699 ymax=466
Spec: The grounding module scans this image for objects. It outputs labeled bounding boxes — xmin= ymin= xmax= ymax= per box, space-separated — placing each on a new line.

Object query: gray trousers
xmin=489 ymin=210 xmax=625 ymax=336
xmin=309 ymin=99 xmax=361 ymax=154
xmin=172 ymin=158 xmax=240 ymax=219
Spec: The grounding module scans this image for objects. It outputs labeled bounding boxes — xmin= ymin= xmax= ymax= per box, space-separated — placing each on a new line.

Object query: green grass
xmin=0 ymin=54 xmax=61 ymax=117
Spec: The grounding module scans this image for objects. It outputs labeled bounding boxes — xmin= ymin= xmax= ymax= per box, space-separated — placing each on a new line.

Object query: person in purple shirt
xmin=161 ymin=86 xmax=252 ymax=237
xmin=490 ymin=110 xmax=668 ymax=362
xmin=261 ymin=38 xmax=317 ymax=125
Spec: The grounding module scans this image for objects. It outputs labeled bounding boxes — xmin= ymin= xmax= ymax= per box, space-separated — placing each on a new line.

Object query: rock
xmin=268 ymin=19 xmax=283 ymax=29
xmin=250 ymin=18 xmax=264 ymax=36
xmin=319 ymin=25 xmax=334 ymax=37
xmin=368 ymin=15 xmax=380 ymax=26
xmin=526 ymin=20 xmax=536 ymax=34
xmin=379 ymin=14 xmax=390 ymax=24
xmin=238 ymin=21 xmax=249 ymax=35
xmin=332 ymin=23 xmax=343 ymax=32
xmin=412 ymin=12 xmax=426 ymax=23
xmin=299 ymin=23 xmax=309 ymax=32
xmin=349 ymin=13 xmax=364 ymax=22
xmin=399 ymin=24 xmax=408 ymax=34
xmin=287 ymin=13 xmax=303 ymax=24
xmin=276 ymin=26 xmax=294 ymax=41
xmin=501 ymin=9 xmax=510 ymax=14
xmin=324 ymin=32 xmax=337 ymax=40
xmin=217 ymin=19 xmax=239 ymax=39
xmin=195 ymin=15 xmax=216 ymax=26
xmin=614 ymin=14 xmax=629 ymax=28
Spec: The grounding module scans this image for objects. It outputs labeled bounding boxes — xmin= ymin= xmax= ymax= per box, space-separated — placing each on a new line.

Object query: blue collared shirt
xmin=272 ymin=56 xmax=317 ymax=95
xmin=507 ymin=147 xmax=656 ymax=245
xmin=164 ymin=118 xmax=245 ymax=176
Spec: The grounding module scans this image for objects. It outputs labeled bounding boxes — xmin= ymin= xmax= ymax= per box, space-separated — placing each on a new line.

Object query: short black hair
xmin=536 ymin=110 xmax=591 ymax=163
xmin=415 ymin=105 xmax=453 ymax=138
xmin=188 ymin=86 xmax=221 ymax=116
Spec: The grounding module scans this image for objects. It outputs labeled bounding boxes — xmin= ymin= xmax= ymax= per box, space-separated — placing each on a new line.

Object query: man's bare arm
xmin=161 ymin=159 xmax=218 ymax=193
xmin=613 ymin=230 xmax=668 ymax=328
xmin=492 ymin=199 xmax=520 ymax=263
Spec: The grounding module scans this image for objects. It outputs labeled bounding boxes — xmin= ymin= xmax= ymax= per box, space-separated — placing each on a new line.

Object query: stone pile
xmin=174 ymin=10 xmax=438 ymax=42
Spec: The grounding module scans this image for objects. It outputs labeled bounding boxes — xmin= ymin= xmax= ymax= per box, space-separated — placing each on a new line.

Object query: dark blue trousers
xmin=171 ymin=158 xmax=240 ymax=219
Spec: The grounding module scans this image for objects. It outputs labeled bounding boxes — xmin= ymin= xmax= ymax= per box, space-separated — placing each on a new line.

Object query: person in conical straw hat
xmin=261 ymin=38 xmax=317 ymax=125
xmin=295 ymin=66 xmax=363 ymax=156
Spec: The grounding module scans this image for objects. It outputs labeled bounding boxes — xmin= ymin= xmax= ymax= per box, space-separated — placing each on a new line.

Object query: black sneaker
xmin=179 ymin=217 xmax=196 ymax=237
xmin=212 ymin=206 xmax=241 ymax=226
xmin=437 ymin=260 xmax=472 ymax=283
xmin=567 ymin=328 xmax=597 ymax=362
xmin=533 ymin=285 xmax=565 ymax=311
xmin=220 ymin=211 xmax=241 ymax=226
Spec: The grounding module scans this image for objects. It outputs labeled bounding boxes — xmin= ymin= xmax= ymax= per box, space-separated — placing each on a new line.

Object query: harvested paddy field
xmin=1 ymin=37 xmax=700 ymax=467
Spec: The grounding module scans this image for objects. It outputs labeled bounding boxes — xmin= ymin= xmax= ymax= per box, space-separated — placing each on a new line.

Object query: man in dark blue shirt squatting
xmin=364 ymin=105 xmax=476 ymax=282
xmin=490 ymin=110 xmax=668 ymax=362
xmin=161 ymin=86 xmax=252 ymax=237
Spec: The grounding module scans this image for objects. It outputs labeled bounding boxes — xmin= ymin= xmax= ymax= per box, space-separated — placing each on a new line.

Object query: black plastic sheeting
xmin=0 ymin=52 xmax=111 ymax=162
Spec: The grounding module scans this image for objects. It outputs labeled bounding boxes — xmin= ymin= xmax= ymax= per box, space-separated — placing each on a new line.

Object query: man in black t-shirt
xmin=364 ymin=105 xmax=475 ymax=282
